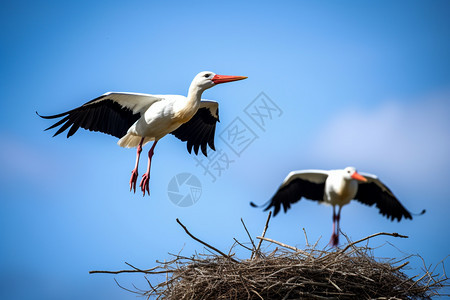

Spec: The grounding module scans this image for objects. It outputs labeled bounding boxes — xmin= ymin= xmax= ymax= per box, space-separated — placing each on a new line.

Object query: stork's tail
xmin=118 ymin=133 xmax=153 ymax=148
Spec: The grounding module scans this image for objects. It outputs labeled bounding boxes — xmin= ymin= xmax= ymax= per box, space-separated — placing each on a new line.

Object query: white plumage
xmin=38 ymin=71 xmax=247 ymax=196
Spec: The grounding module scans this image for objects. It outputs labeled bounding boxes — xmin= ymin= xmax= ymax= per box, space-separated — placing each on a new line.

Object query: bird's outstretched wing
xmin=37 ymin=92 xmax=162 ymax=139
xmin=171 ymin=100 xmax=219 ymax=156
xmin=354 ymin=173 xmax=412 ymax=221
xmin=251 ymin=170 xmax=329 ymax=216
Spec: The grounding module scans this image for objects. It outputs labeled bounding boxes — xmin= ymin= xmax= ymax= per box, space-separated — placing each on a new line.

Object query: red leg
xmin=139 ymin=140 xmax=158 ymax=196
xmin=329 ymin=206 xmax=339 ymax=247
xmin=130 ymin=138 xmax=144 ymax=193
xmin=335 ymin=206 xmax=342 ymax=246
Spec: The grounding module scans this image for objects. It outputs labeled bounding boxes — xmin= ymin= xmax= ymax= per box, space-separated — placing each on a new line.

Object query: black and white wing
xmin=37 ymin=92 xmax=162 ymax=138
xmin=171 ymin=100 xmax=219 ymax=156
xmin=354 ymin=172 xmax=412 ymax=221
xmin=252 ymin=170 xmax=329 ymax=216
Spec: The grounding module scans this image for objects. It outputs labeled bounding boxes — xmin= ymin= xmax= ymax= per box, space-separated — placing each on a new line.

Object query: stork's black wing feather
xmin=354 ymin=182 xmax=412 ymax=221
xmin=37 ymin=96 xmax=141 ymax=139
xmin=171 ymin=106 xmax=219 ymax=156
xmin=265 ymin=178 xmax=325 ymax=216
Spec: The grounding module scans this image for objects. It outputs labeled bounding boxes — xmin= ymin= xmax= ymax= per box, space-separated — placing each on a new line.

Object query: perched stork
xmin=37 ymin=71 xmax=247 ymax=196
xmin=251 ymin=167 xmax=424 ymax=246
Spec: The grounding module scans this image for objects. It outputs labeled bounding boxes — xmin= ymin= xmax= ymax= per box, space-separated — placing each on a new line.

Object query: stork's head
xmin=191 ymin=71 xmax=247 ymax=91
xmin=344 ymin=166 xmax=367 ymax=182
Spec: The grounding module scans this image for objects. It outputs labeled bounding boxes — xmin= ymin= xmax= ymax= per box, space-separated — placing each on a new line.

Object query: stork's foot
xmin=130 ymin=169 xmax=139 ymax=193
xmin=329 ymin=233 xmax=339 ymax=247
xmin=139 ymin=173 xmax=150 ymax=196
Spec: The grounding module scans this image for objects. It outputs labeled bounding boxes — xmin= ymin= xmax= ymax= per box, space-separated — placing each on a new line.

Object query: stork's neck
xmin=187 ymin=84 xmax=205 ymax=106
xmin=173 ymin=84 xmax=205 ymax=122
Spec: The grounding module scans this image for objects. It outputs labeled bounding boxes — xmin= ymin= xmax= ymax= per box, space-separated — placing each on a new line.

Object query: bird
xmin=37 ymin=71 xmax=247 ymax=196
xmin=251 ymin=167 xmax=424 ymax=246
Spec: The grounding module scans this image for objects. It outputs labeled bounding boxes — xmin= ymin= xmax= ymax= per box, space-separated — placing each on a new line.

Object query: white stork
xmin=251 ymin=167 xmax=424 ymax=246
xmin=37 ymin=71 xmax=247 ymax=196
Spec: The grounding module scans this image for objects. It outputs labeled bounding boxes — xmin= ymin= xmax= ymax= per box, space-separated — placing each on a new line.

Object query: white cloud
xmin=309 ymin=91 xmax=450 ymax=189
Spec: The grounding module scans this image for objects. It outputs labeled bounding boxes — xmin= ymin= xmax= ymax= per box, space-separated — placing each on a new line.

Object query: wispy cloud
xmin=308 ymin=91 xmax=450 ymax=189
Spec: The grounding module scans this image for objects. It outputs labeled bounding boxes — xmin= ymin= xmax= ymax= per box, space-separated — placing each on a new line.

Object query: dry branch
xmin=241 ymin=218 xmax=257 ymax=254
xmin=176 ymin=218 xmax=238 ymax=263
xmin=253 ymin=211 xmax=272 ymax=259
xmin=340 ymin=232 xmax=408 ymax=253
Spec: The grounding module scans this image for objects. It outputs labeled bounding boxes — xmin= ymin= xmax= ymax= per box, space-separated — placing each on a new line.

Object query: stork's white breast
xmin=324 ymin=172 xmax=358 ymax=206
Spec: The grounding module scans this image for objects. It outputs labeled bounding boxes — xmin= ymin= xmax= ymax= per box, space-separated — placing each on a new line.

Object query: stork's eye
xmin=204 ymin=74 xmax=210 ymax=78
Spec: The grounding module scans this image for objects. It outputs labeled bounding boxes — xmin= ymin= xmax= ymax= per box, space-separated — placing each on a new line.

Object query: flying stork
xmin=37 ymin=71 xmax=247 ymax=196
xmin=251 ymin=167 xmax=424 ymax=246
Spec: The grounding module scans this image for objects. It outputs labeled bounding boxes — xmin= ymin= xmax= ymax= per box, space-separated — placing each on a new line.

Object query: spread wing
xmin=170 ymin=100 xmax=219 ymax=156
xmin=252 ymin=170 xmax=329 ymax=216
xmin=354 ymin=173 xmax=412 ymax=221
xmin=37 ymin=92 xmax=162 ymax=139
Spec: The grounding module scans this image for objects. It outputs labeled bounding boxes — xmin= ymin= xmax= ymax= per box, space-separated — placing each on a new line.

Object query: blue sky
xmin=1 ymin=1 xmax=449 ymax=299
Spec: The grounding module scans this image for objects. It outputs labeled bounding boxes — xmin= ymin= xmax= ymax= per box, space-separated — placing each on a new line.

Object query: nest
xmin=90 ymin=215 xmax=448 ymax=299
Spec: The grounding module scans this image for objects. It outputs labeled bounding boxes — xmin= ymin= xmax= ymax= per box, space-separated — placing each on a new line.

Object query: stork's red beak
xmin=351 ymin=172 xmax=367 ymax=182
xmin=212 ymin=74 xmax=247 ymax=84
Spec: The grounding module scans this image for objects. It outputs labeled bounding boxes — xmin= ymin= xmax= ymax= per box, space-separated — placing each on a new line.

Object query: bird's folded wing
xmin=354 ymin=173 xmax=412 ymax=221
xmin=263 ymin=170 xmax=329 ymax=216
xmin=37 ymin=92 xmax=162 ymax=138
xmin=170 ymin=100 xmax=219 ymax=156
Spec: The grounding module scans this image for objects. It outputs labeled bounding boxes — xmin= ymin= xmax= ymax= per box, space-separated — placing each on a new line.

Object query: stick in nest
xmin=340 ymin=232 xmax=408 ymax=253
xmin=176 ymin=218 xmax=238 ymax=263
xmin=252 ymin=211 xmax=272 ymax=259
